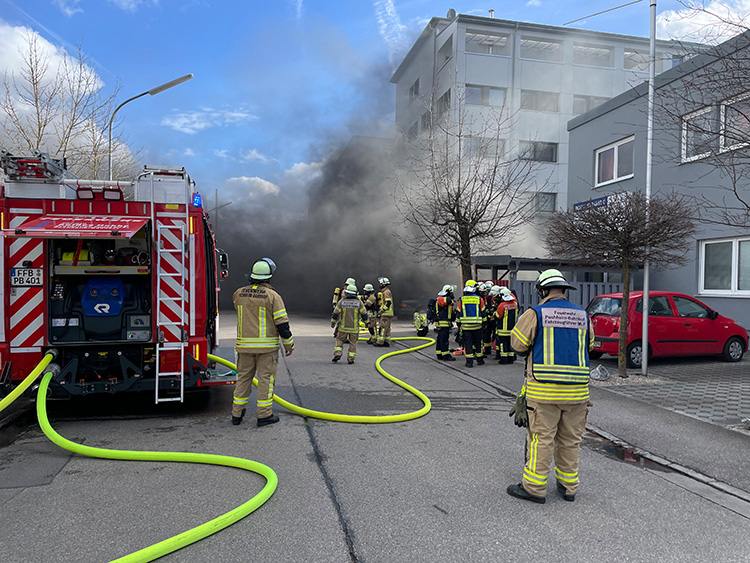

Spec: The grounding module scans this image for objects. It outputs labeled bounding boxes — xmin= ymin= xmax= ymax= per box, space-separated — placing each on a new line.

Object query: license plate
xmin=10 ymin=268 xmax=43 ymax=286
xmin=594 ymin=341 xmax=602 ymax=348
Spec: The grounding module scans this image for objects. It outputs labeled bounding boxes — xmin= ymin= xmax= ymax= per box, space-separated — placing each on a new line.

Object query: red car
xmin=586 ymin=291 xmax=749 ymax=368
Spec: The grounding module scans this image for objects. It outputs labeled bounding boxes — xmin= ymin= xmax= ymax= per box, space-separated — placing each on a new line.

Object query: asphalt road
xmin=1 ymin=314 xmax=749 ymax=562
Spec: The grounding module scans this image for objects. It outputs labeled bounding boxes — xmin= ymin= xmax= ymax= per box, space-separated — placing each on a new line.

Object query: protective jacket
xmin=435 ymin=294 xmax=455 ymax=328
xmin=233 ymin=282 xmax=294 ymax=354
xmin=510 ymin=295 xmax=594 ymax=404
xmin=380 ymin=287 xmax=394 ymax=317
xmin=332 ymin=297 xmax=368 ymax=334
xmin=495 ymin=298 xmax=519 ymax=336
xmin=456 ymin=294 xmax=484 ymax=330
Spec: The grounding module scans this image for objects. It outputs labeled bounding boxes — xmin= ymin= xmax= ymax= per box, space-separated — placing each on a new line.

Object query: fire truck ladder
xmin=155 ymin=220 xmax=188 ymax=404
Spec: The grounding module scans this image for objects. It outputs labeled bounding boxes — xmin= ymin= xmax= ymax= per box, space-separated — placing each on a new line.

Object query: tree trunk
xmin=617 ymin=263 xmax=631 ymax=378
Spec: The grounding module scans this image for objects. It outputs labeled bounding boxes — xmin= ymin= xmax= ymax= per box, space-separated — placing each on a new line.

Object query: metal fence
xmin=514 ymin=281 xmax=625 ymax=313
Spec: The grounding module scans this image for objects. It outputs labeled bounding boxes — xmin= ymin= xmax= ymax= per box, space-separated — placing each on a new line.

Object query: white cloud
xmin=242 ymin=149 xmax=275 ymax=163
xmin=658 ymin=0 xmax=750 ymax=43
xmin=213 ymin=149 xmax=230 ymax=159
xmin=107 ymin=0 xmax=158 ymax=11
xmin=53 ymin=0 xmax=83 ymax=16
xmin=526 ymin=0 xmax=542 ymax=7
xmin=161 ymin=107 xmax=258 ymax=134
xmin=373 ymin=0 xmax=410 ymax=69
xmin=284 ymin=160 xmax=322 ymax=184
xmin=184 ymin=148 xmax=195 ymax=156
xmin=225 ymin=176 xmax=281 ymax=196
xmin=293 ymin=0 xmax=304 ymax=22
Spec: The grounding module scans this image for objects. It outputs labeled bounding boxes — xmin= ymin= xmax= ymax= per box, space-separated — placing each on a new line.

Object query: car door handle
xmin=684 ymin=322 xmax=691 ymax=326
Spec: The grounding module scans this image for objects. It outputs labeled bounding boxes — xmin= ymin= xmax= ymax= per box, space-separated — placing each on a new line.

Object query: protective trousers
xmin=462 ymin=328 xmax=483 ymax=359
xmin=377 ymin=316 xmax=392 ymax=344
xmin=483 ymin=322 xmax=495 ymax=357
xmin=496 ymin=334 xmax=516 ymax=363
xmin=436 ymin=327 xmax=451 ymax=359
xmin=232 ymin=351 xmax=278 ymax=419
xmin=522 ymin=399 xmax=588 ymax=497
xmin=334 ymin=331 xmax=359 ymax=361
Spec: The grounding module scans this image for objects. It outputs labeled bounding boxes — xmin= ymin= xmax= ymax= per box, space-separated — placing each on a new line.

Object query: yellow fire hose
xmin=0 ymin=336 xmax=435 ymax=561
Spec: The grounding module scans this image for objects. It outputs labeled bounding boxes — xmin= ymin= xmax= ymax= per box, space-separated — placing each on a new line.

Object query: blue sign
xmin=82 ymin=278 xmax=125 ymax=317
xmin=192 ymin=192 xmax=203 ymax=208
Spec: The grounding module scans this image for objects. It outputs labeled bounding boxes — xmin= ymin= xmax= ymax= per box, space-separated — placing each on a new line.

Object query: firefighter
xmin=332 ymin=277 xmax=356 ymax=338
xmin=375 ymin=277 xmax=394 ymax=347
xmin=482 ymin=283 xmax=498 ymax=358
xmin=331 ymin=284 xmax=368 ymax=364
xmin=361 ymin=283 xmax=378 ymax=344
xmin=434 ymin=284 xmax=456 ymax=361
xmin=495 ymin=286 xmax=519 ymax=364
xmin=232 ymin=257 xmax=294 ymax=427
xmin=507 ymin=269 xmax=594 ymax=504
xmin=455 ymin=280 xmax=485 ymax=367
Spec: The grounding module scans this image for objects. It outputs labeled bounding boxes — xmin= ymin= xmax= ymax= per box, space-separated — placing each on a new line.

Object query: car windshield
xmin=587 ymin=296 xmax=622 ymax=317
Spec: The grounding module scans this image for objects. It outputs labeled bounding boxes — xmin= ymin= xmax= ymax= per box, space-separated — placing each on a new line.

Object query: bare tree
xmin=0 ymin=31 xmax=139 ymax=179
xmin=544 ymin=191 xmax=697 ymax=377
xmin=394 ymin=91 xmax=549 ymax=284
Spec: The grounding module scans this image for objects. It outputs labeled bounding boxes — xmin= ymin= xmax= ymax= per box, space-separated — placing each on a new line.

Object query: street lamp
xmin=107 ymin=73 xmax=194 ymax=180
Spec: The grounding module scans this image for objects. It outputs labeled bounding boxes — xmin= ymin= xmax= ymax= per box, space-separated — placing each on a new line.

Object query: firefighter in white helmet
xmin=375 ymin=277 xmax=394 ymax=347
xmin=433 ymin=284 xmax=457 ymax=361
xmin=506 ymin=269 xmax=594 ymax=504
xmin=331 ymin=284 xmax=369 ymax=364
xmin=361 ymin=283 xmax=378 ymax=344
xmin=455 ymin=280 xmax=486 ymax=367
xmin=231 ymin=257 xmax=294 ymax=427
xmin=494 ymin=286 xmax=519 ymax=364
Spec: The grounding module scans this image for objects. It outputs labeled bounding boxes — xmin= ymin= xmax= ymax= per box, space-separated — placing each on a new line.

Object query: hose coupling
xmin=45 ymin=348 xmax=59 ymax=360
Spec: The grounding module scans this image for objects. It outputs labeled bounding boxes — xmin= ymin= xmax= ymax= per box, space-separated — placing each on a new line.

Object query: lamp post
xmin=107 ymin=73 xmax=194 ymax=180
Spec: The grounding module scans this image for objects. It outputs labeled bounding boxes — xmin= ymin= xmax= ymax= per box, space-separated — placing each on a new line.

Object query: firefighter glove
xmin=509 ymin=393 xmax=528 ymax=427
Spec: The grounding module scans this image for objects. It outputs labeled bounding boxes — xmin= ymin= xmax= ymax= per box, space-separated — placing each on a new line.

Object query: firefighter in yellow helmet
xmin=375 ymin=277 xmax=393 ymax=347
xmin=231 ymin=258 xmax=294 ymax=427
xmin=331 ymin=284 xmax=369 ymax=364
xmin=455 ymin=280 xmax=486 ymax=367
xmin=507 ymin=269 xmax=594 ymax=504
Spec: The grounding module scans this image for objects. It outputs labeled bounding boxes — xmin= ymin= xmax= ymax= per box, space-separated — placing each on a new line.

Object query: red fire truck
xmin=0 ymin=151 xmax=234 ymax=403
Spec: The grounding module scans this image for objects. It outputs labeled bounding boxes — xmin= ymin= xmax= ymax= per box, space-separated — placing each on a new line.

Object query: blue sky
xmin=0 ymin=0 xmax=744 ymax=206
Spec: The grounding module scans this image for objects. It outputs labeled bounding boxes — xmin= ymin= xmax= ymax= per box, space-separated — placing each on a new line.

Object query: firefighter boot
xmin=499 ymin=357 xmax=508 ymax=365
xmin=476 ymin=357 xmax=485 ymax=366
xmin=231 ymin=408 xmax=246 ymax=426
xmin=556 ymin=481 xmax=575 ymax=502
xmin=444 ymin=354 xmax=456 ymax=362
xmin=257 ymin=414 xmax=280 ymax=427
xmin=332 ymin=355 xmax=341 ymax=362
xmin=507 ymin=483 xmax=546 ymax=504
xmin=465 ymin=359 xmax=473 ymax=368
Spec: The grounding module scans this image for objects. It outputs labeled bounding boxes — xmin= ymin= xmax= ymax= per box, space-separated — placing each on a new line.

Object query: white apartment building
xmin=390 ymin=11 xmax=692 ymax=212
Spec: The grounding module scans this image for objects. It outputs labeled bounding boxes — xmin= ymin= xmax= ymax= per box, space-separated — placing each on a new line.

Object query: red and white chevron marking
xmin=8 ymin=214 xmax=44 ymax=350
xmin=157 ymin=218 xmax=189 ymax=343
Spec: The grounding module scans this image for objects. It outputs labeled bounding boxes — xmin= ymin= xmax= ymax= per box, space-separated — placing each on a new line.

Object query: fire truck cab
xmin=0 ymin=151 xmax=233 ymax=402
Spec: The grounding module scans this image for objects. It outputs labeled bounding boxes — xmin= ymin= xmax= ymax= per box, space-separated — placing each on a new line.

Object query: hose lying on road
xmin=0 ymin=336 xmax=434 ymax=561
xmin=208 ymin=335 xmax=435 ymax=424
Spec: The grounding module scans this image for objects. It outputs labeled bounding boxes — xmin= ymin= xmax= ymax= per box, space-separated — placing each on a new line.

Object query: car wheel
xmin=625 ymin=341 xmax=651 ymax=369
xmin=722 ymin=336 xmax=745 ymax=362
xmin=589 ymin=351 xmax=603 ymax=360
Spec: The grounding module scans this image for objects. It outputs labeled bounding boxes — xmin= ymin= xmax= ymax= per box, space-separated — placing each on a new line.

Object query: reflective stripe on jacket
xmin=495 ymin=299 xmax=519 ymax=336
xmin=435 ymin=295 xmax=454 ymax=328
xmin=332 ymin=297 xmax=368 ymax=333
xmin=457 ymin=294 xmax=483 ymax=330
xmin=233 ymin=282 xmax=291 ymax=353
xmin=380 ymin=287 xmax=394 ymax=317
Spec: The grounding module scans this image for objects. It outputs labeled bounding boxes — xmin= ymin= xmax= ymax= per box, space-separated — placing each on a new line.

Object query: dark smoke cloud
xmin=212 ymin=65 xmax=456 ymax=316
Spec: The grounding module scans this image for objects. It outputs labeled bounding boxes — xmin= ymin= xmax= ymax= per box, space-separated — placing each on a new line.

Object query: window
xmin=520 ymin=37 xmax=562 ymax=62
xmin=406 ymin=121 xmax=419 ymax=141
xmin=465 ymin=30 xmax=509 ymax=55
xmin=438 ymin=35 xmax=453 ymax=67
xmin=682 ymin=107 xmax=715 ymax=162
xmin=635 ymin=296 xmax=673 ymax=316
xmin=534 ymin=192 xmax=557 ymax=212
xmin=672 ymin=296 xmax=711 ymax=318
xmin=520 ymin=141 xmax=558 ymax=162
xmin=465 ymin=84 xmax=506 ymax=108
xmin=520 ymin=90 xmax=559 ymax=112
xmin=464 ymin=136 xmax=505 ymax=158
xmin=595 ymin=136 xmax=634 ymax=186
xmin=573 ymin=43 xmax=614 ymax=67
xmin=436 ymin=89 xmax=451 ymax=119
xmin=573 ymin=95 xmax=610 ymax=115
xmin=409 ymin=78 xmax=420 ymax=103
xmin=700 ymin=238 xmax=750 ymax=295
xmin=721 ymin=93 xmax=750 ymax=151
xmin=421 ymin=112 xmax=430 ymax=133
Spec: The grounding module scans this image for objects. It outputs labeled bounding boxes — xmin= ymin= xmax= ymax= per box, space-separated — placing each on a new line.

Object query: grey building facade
xmin=567 ymin=33 xmax=750 ymax=327
xmin=390 ymin=11 xmax=690 ymax=213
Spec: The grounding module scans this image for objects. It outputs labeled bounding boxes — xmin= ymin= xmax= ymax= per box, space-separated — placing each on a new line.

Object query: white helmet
xmin=344 ymin=284 xmax=357 ymax=296
xmin=345 ymin=277 xmax=356 ymax=286
xmin=248 ymin=257 xmax=276 ymax=281
xmin=500 ymin=287 xmax=515 ymax=301
xmin=536 ymin=269 xmax=576 ymax=291
xmin=378 ymin=277 xmax=390 ymax=286
xmin=489 ymin=285 xmax=501 ymax=297
xmin=363 ymin=283 xmax=374 ymax=292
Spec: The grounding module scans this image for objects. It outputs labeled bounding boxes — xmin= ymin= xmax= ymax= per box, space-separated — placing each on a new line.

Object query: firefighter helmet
xmin=344 ymin=284 xmax=357 ymax=296
xmin=500 ymin=287 xmax=515 ymax=301
xmin=442 ymin=284 xmax=454 ymax=295
xmin=363 ymin=283 xmax=374 ymax=292
xmin=536 ymin=269 xmax=576 ymax=292
xmin=378 ymin=277 xmax=390 ymax=286
xmin=249 ymin=257 xmax=276 ymax=281
xmin=345 ymin=277 xmax=356 ymax=286
xmin=464 ymin=281 xmax=477 ymax=293
xmin=489 ymin=285 xmax=501 ymax=297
